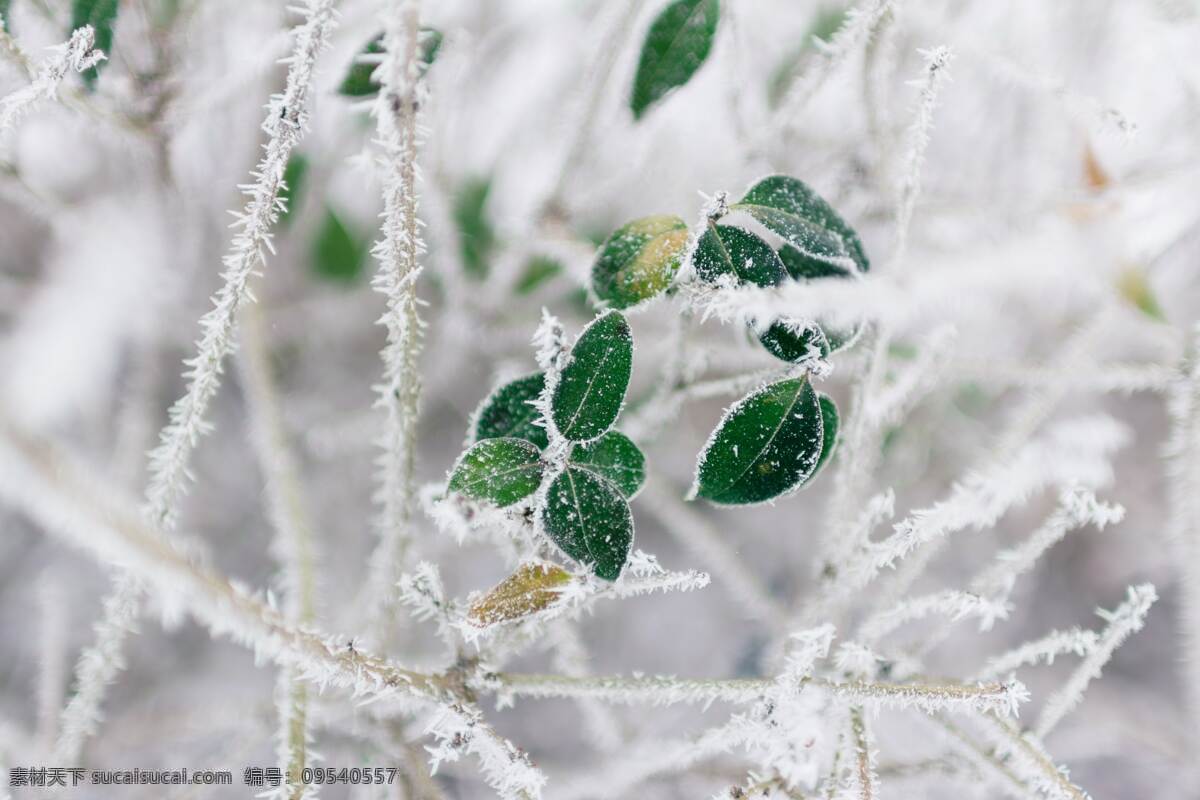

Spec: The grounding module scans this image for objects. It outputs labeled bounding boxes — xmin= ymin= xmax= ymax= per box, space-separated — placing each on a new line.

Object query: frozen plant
xmin=0 ymin=0 xmax=1197 ymax=798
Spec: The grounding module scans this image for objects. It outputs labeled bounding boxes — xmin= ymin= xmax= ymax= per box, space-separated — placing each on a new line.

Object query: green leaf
xmin=776 ymin=243 xmax=860 ymax=355
xmin=693 ymin=376 xmax=825 ymax=505
xmin=809 ymin=393 xmax=839 ymax=478
xmin=778 ymin=242 xmax=853 ymax=281
xmin=311 ymin=208 xmax=367 ymax=284
xmin=630 ymin=0 xmax=719 ymax=119
xmin=473 ymin=373 xmax=549 ymax=449
xmin=569 ymin=431 xmax=645 ymax=499
xmin=279 ymin=154 xmax=309 ymax=227
xmin=0 ymin=2 xmax=13 ymax=31
xmin=758 ymin=318 xmax=829 ymax=363
xmin=454 ymin=177 xmax=496 ymax=280
xmin=448 ymin=438 xmax=544 ymax=507
xmin=734 ymin=175 xmax=869 ymax=273
xmin=71 ymin=0 xmax=118 ymax=88
xmin=591 ymin=215 xmax=688 ymax=309
xmin=542 ymin=466 xmax=634 ymax=580
xmin=552 ymin=311 xmax=634 ymax=442
xmin=339 ymin=28 xmax=442 ymax=97
xmin=514 ymin=255 xmax=563 ymax=295
xmin=692 ymin=223 xmax=784 ymax=287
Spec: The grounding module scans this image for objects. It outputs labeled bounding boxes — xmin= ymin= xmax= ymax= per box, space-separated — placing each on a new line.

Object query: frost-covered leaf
xmin=473 ymin=373 xmax=549 ymax=449
xmin=734 ymin=175 xmax=869 ymax=273
xmin=454 ymin=177 xmax=495 ymax=280
xmin=591 ymin=215 xmax=688 ymax=309
xmin=71 ymin=0 xmax=118 ymax=88
xmin=569 ymin=431 xmax=645 ymax=499
xmin=514 ymin=255 xmax=563 ymax=295
xmin=468 ymin=562 xmax=571 ymax=626
xmin=338 ymin=28 xmax=442 ymax=97
xmin=692 ymin=224 xmax=785 ymax=286
xmin=279 ymin=153 xmax=309 ymax=227
xmin=630 ymin=0 xmax=719 ymax=119
xmin=542 ymin=466 xmax=634 ymax=580
xmin=778 ymin=242 xmax=854 ymax=281
xmin=552 ymin=311 xmax=634 ymax=442
xmin=693 ymin=377 xmax=824 ymax=505
xmin=758 ymin=318 xmax=829 ymax=363
xmin=448 ymin=438 xmax=544 ymax=507
xmin=808 ymin=392 xmax=839 ymax=480
xmin=311 ymin=207 xmax=367 ymax=283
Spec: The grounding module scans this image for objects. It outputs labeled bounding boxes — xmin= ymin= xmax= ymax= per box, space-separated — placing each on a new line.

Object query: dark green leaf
xmin=542 ymin=466 xmax=633 ymax=580
xmin=339 ymin=28 xmax=442 ymax=97
xmin=758 ymin=318 xmax=829 ymax=363
xmin=454 ymin=177 xmax=496 ymax=280
xmin=778 ymin=242 xmax=853 ymax=281
xmin=473 ymin=373 xmax=549 ymax=449
xmin=448 ymin=438 xmax=544 ymax=507
xmin=71 ymin=0 xmax=118 ymax=88
xmin=808 ymin=393 xmax=839 ymax=479
xmin=630 ymin=0 xmax=719 ymax=119
xmin=514 ymin=255 xmax=563 ymax=295
xmin=552 ymin=311 xmax=634 ymax=442
xmin=279 ymin=154 xmax=309 ymax=227
xmin=692 ymin=223 xmax=784 ymax=286
xmin=569 ymin=431 xmax=645 ymax=499
xmin=311 ymin=208 xmax=367 ymax=284
xmin=776 ymin=243 xmax=860 ymax=355
xmin=592 ymin=215 xmax=688 ymax=309
xmin=734 ymin=175 xmax=869 ymax=273
xmin=693 ymin=377 xmax=824 ymax=505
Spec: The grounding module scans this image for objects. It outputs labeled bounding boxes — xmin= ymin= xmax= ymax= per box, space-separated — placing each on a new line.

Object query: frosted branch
xmin=1035 ymin=584 xmax=1157 ymax=738
xmin=145 ymin=0 xmax=337 ymax=530
xmin=893 ymin=45 xmax=953 ymax=262
xmin=52 ymin=575 xmax=141 ymax=764
xmin=364 ymin=0 xmax=429 ymax=619
xmin=0 ymin=27 xmax=104 ymax=135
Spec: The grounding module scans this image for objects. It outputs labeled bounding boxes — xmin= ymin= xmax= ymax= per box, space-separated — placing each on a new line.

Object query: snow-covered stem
xmin=424 ymin=702 xmax=546 ymax=800
xmin=0 ymin=26 xmax=104 ymax=135
xmin=541 ymin=0 xmax=642 ymax=218
xmin=849 ymin=708 xmax=878 ymax=800
xmin=892 ymin=45 xmax=953 ymax=263
xmin=35 ymin=579 xmax=67 ymax=751
xmin=1035 ymin=584 xmax=1157 ymax=739
xmin=489 ymin=671 xmax=1025 ymax=716
xmin=554 ymin=716 xmax=749 ymax=800
xmin=858 ymin=589 xmax=1010 ymax=644
xmin=779 ymin=0 xmax=899 ymax=123
xmin=238 ymin=303 xmax=318 ymax=798
xmin=364 ymin=0 xmax=429 ymax=620
xmin=971 ymin=488 xmax=1123 ymax=598
xmin=639 ymin=478 xmax=788 ymax=627
xmin=972 ymin=628 xmax=1099 ymax=683
xmin=975 ymin=712 xmax=1089 ymax=800
xmin=1166 ymin=326 xmax=1200 ymax=730
xmin=0 ymin=420 xmax=446 ymax=703
xmin=811 ymin=417 xmax=1127 ymax=623
xmin=51 ymin=575 xmax=141 ymax=765
xmin=144 ymin=0 xmax=337 ymax=530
